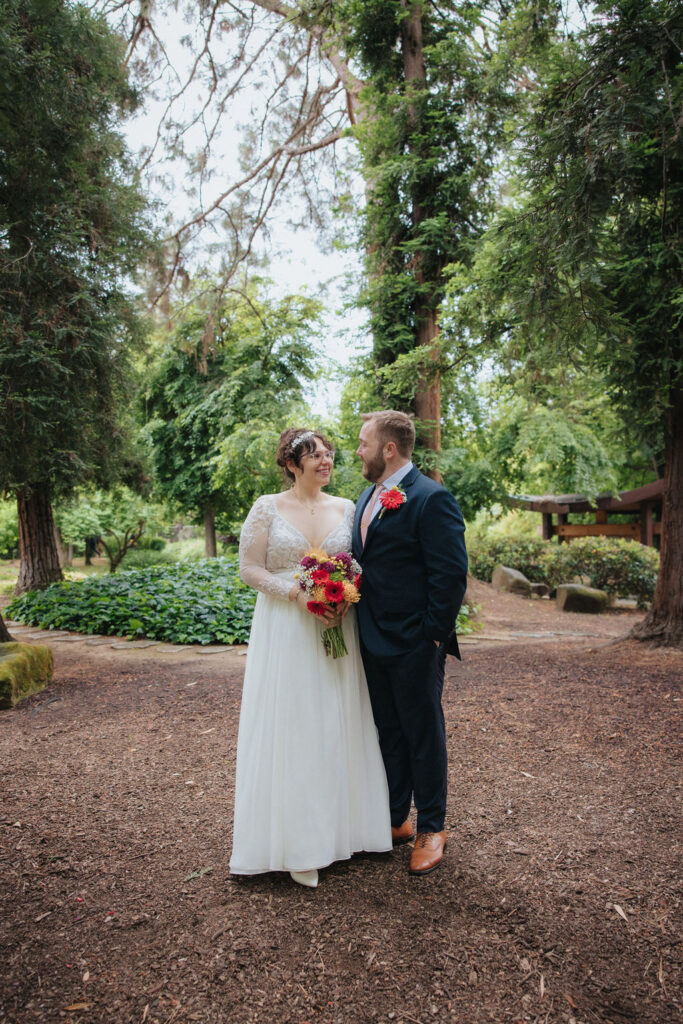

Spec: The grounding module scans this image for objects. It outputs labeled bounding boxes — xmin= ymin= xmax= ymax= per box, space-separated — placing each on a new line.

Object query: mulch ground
xmin=1 ymin=595 xmax=682 ymax=1024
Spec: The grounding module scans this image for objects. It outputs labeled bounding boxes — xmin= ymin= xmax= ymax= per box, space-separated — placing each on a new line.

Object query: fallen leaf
xmin=563 ymin=993 xmax=578 ymax=1009
xmin=184 ymin=867 xmax=213 ymax=882
xmin=539 ymin=974 xmax=546 ymax=997
xmin=65 ymin=1004 xmax=91 ymax=1012
xmin=142 ymin=1005 xmax=149 ymax=1023
xmin=613 ymin=903 xmax=629 ymax=923
xmin=82 ymin=971 xmax=90 ymax=983
xmin=34 ymin=911 xmax=52 ymax=922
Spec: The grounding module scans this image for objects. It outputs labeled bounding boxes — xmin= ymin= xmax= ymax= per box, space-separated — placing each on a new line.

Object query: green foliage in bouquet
xmin=6 ymin=558 xmax=256 ymax=645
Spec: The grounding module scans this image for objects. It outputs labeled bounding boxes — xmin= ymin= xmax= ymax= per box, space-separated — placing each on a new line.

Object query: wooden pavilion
xmin=510 ymin=479 xmax=665 ymax=547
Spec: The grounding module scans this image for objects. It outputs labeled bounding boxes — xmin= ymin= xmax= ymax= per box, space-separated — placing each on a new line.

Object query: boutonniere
xmin=378 ymin=485 xmax=407 ymax=519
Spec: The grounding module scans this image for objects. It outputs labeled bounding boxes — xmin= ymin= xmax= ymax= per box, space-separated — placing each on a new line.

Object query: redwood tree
xmin=0 ymin=0 xmax=151 ymax=593
xmin=454 ymin=0 xmax=683 ymax=644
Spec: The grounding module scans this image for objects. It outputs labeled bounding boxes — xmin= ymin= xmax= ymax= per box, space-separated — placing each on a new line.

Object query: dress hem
xmin=229 ymin=844 xmax=393 ymax=876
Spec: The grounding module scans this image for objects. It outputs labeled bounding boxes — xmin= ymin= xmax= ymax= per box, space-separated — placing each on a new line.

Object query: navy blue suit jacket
xmin=352 ymin=466 xmax=468 ymax=658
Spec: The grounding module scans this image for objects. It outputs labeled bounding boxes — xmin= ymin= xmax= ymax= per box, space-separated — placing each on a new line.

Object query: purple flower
xmin=334 ymin=552 xmax=352 ymax=568
xmin=322 ymin=561 xmax=336 ymax=573
xmin=300 ymin=556 xmax=316 ymax=569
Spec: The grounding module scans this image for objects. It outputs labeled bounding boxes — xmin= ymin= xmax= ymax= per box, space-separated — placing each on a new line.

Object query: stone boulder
xmin=556 ymin=584 xmax=608 ymax=614
xmin=0 ymin=643 xmax=54 ymax=709
xmin=491 ymin=565 xmax=532 ymax=596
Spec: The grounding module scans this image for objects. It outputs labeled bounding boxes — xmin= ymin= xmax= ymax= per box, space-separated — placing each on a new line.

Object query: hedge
xmin=469 ymin=536 xmax=659 ymax=608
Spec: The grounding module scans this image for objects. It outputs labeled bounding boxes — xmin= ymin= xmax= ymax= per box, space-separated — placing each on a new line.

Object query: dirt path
xmin=1 ymin=590 xmax=682 ymax=1024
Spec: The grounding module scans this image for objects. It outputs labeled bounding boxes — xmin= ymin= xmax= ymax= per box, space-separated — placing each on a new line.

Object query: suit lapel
xmin=363 ymin=466 xmax=420 ymax=549
xmin=355 ymin=485 xmax=374 ymax=552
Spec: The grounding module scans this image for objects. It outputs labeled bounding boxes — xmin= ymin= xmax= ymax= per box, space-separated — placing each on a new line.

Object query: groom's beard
xmin=364 ymin=450 xmax=386 ymax=483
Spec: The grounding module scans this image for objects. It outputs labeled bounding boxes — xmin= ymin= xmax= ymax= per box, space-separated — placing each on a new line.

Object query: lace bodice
xmin=239 ymin=494 xmax=356 ymax=600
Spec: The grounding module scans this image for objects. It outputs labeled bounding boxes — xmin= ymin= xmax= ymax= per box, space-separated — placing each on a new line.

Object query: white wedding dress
xmin=229 ymin=494 xmax=392 ymax=875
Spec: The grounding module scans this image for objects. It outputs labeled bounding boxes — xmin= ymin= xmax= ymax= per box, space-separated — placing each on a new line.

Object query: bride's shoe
xmin=290 ymin=869 xmax=319 ymax=888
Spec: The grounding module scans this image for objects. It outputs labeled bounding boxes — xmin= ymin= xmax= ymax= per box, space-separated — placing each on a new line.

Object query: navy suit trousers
xmin=360 ymin=637 xmax=448 ymax=834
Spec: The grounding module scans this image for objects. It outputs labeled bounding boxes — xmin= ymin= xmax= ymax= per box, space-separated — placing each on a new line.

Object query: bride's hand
xmin=292 ymin=589 xmax=331 ymax=621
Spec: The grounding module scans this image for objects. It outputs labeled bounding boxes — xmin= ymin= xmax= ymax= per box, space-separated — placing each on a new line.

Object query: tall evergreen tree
xmin=454 ymin=0 xmax=683 ymax=643
xmin=0 ymin=0 xmax=152 ymax=595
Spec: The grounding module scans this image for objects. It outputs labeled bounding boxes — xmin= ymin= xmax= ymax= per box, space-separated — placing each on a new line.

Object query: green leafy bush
xmin=7 ymin=555 xmax=482 ymax=645
xmin=134 ymin=536 xmax=167 ymax=551
xmin=469 ymin=535 xmax=659 ymax=608
xmin=457 ymin=604 xmax=480 ymax=637
xmin=468 ymin=537 xmax=549 ymax=584
xmin=6 ymin=558 xmax=256 ymax=645
xmin=0 ymin=502 xmax=18 ymax=559
xmin=541 ymin=537 xmax=659 ymax=608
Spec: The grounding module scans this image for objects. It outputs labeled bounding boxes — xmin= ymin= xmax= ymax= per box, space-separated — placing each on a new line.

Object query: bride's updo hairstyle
xmin=277 ymin=428 xmax=334 ymax=484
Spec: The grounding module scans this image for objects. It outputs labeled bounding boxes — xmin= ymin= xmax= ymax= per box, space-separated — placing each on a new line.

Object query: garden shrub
xmin=468 ymin=535 xmax=659 ymax=608
xmin=6 ymin=558 xmax=257 ymax=645
xmin=541 ymin=537 xmax=659 ymax=608
xmin=6 ymin=556 xmax=482 ymax=645
xmin=134 ymin=536 xmax=167 ymax=551
xmin=467 ymin=537 xmax=549 ymax=584
xmin=0 ymin=502 xmax=18 ymax=559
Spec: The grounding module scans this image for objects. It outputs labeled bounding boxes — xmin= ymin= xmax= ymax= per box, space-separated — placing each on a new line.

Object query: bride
xmin=229 ymin=428 xmax=392 ymax=887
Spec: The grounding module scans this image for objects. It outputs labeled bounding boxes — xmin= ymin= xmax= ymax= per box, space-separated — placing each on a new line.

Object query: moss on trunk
xmin=0 ymin=643 xmax=54 ymax=709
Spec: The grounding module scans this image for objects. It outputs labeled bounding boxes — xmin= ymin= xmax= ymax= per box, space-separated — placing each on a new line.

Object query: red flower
xmin=353 ymin=573 xmax=362 ymax=590
xmin=311 ymin=569 xmax=330 ymax=584
xmin=307 ymin=601 xmax=328 ymax=617
xmin=379 ymin=486 xmax=406 ymax=511
xmin=324 ymin=580 xmax=345 ymax=604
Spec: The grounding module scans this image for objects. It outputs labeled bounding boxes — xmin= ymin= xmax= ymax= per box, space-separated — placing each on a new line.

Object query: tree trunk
xmin=204 ymin=506 xmax=217 ymax=558
xmin=413 ymin=303 xmax=442 ymax=479
xmin=631 ymin=384 xmax=683 ymax=646
xmin=401 ymin=1 xmax=441 ymax=476
xmin=0 ymin=612 xmax=13 ymax=643
xmin=15 ymin=488 xmax=63 ymax=595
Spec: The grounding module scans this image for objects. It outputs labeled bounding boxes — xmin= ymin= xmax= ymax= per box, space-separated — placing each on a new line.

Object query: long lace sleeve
xmin=239 ymin=497 xmax=294 ymax=601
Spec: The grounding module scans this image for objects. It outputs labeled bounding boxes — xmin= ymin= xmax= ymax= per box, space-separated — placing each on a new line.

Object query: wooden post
xmin=557 ymin=512 xmax=568 ymax=544
xmin=641 ymin=501 xmax=654 ymax=547
xmin=542 ymin=513 xmax=554 ymax=540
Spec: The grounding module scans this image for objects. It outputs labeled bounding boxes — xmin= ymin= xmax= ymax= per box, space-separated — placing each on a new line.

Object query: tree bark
xmin=0 ymin=612 xmax=13 ymax=643
xmin=401 ymin=1 xmax=442 ymax=478
xmin=15 ymin=488 xmax=63 ymax=595
xmin=204 ymin=506 xmax=217 ymax=558
xmin=631 ymin=384 xmax=683 ymax=646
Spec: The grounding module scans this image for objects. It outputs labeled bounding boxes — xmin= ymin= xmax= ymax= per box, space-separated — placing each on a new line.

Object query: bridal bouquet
xmin=296 ymin=549 xmax=362 ymax=658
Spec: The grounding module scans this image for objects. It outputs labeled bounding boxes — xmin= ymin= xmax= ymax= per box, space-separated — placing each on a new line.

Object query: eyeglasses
xmin=303 ymin=450 xmax=335 ymax=464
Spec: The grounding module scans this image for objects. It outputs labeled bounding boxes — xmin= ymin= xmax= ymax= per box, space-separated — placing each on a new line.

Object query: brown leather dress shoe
xmin=409 ymin=831 xmax=447 ymax=875
xmin=391 ymin=819 xmax=414 ymax=845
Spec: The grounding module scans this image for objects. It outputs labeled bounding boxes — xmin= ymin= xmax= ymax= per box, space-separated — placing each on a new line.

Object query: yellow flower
xmin=312 ymin=585 xmax=326 ymax=602
xmin=305 ymin=548 xmax=330 ymax=563
xmin=343 ymin=582 xmax=360 ymax=604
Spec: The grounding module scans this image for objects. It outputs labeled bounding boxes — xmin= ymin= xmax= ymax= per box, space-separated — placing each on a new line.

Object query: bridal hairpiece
xmin=290 ymin=431 xmax=314 ymax=452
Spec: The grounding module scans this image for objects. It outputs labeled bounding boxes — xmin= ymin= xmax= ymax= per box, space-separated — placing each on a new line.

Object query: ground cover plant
xmin=6 ymin=558 xmax=256 ymax=645
xmin=6 ymin=554 xmax=479 ymax=644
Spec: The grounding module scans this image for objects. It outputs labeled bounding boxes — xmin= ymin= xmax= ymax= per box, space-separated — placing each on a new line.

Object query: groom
xmin=352 ymin=410 xmax=468 ymax=876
